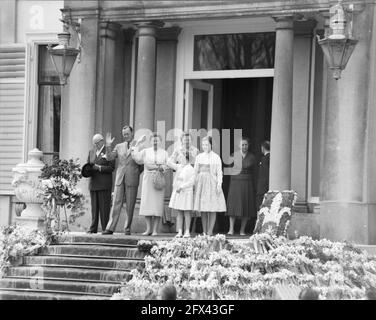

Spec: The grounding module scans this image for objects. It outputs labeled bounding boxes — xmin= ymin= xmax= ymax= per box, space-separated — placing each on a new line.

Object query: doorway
xmin=185 ymin=77 xmax=273 ymax=233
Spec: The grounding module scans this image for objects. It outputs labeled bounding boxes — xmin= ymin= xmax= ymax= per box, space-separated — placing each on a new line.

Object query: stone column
xmin=134 ymin=21 xmax=164 ymax=135
xmin=269 ymin=16 xmax=295 ymax=190
xmin=95 ymin=21 xmax=121 ymax=134
xmin=320 ymin=5 xmax=374 ymax=244
xmin=291 ymin=19 xmax=317 ymax=210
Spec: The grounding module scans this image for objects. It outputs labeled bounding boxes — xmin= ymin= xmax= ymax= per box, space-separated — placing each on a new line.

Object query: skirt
xmin=225 ymin=174 xmax=256 ymax=218
xmin=139 ymin=171 xmax=165 ymax=217
xmin=169 ymin=187 xmax=194 ymax=211
xmin=193 ymin=172 xmax=226 ymax=213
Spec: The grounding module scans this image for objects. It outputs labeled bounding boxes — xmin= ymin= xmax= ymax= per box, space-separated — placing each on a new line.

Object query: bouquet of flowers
xmin=39 ymin=158 xmax=86 ymax=233
xmin=0 ymin=225 xmax=47 ymax=278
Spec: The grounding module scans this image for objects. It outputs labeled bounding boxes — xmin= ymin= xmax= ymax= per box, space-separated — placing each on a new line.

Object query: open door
xmin=184 ymin=80 xmax=214 ymax=131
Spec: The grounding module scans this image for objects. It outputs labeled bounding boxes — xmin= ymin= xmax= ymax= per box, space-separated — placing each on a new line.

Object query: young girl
xmin=193 ymin=136 xmax=226 ymax=236
xmin=168 ymin=151 xmax=195 ymax=238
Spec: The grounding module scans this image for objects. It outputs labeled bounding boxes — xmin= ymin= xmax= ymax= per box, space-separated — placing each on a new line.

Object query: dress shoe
xmin=87 ymin=230 xmax=96 ymax=234
xmin=102 ymin=230 xmax=113 ymax=235
xmin=124 ymin=230 xmax=131 ymax=235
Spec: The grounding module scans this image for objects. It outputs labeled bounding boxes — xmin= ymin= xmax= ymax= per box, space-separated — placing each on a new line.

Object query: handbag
xmin=152 ymin=167 xmax=166 ymax=190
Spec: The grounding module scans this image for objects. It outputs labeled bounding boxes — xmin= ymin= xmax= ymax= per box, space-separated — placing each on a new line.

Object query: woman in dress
xmin=168 ymin=131 xmax=199 ymax=166
xmin=168 ymin=151 xmax=195 ymax=238
xmin=131 ymin=133 xmax=168 ymax=236
xmin=193 ymin=136 xmax=226 ymax=235
xmin=225 ymin=137 xmax=256 ymax=235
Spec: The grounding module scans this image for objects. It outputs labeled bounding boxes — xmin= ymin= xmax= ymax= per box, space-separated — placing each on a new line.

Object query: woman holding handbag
xmin=131 ymin=133 xmax=168 ymax=236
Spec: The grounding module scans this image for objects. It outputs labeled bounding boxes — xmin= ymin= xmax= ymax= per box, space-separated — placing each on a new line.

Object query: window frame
xmin=174 ymin=17 xmax=276 ymax=132
xmin=24 ymin=32 xmax=58 ymax=161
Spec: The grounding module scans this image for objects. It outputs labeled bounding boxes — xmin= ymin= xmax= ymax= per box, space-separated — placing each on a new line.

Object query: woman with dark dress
xmin=225 ymin=137 xmax=257 ymax=235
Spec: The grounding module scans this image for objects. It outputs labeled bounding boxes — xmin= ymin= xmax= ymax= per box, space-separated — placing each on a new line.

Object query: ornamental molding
xmin=61 ymin=1 xmax=369 ymax=23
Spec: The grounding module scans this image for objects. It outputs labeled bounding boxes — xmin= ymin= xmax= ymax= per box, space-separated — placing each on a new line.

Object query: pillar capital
xmin=272 ymin=15 xmax=296 ymax=30
xmin=294 ymin=19 xmax=317 ymax=37
xmin=135 ymin=21 xmax=165 ymax=37
xmin=156 ymin=26 xmax=182 ymax=42
xmin=99 ymin=21 xmax=121 ymax=40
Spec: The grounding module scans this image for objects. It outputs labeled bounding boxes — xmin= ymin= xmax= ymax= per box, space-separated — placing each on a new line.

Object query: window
xmin=193 ymin=32 xmax=275 ymax=71
xmin=36 ymin=45 xmax=61 ymax=164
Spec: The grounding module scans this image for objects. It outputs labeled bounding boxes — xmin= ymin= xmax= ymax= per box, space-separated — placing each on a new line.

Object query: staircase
xmin=0 ymin=233 xmax=151 ymax=300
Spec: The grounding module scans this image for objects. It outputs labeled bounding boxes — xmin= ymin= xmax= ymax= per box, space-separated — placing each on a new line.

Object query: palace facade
xmin=1 ymin=0 xmax=376 ymax=244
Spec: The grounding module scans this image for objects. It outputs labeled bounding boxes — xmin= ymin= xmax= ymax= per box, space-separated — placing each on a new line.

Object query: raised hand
xmin=105 ymin=132 xmax=115 ymax=146
xmin=136 ymin=134 xmax=147 ymax=146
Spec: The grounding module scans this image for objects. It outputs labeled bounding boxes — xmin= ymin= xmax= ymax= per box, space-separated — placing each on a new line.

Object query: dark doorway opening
xmin=189 ymin=77 xmax=273 ymax=235
xmin=217 ymin=77 xmax=273 ymax=234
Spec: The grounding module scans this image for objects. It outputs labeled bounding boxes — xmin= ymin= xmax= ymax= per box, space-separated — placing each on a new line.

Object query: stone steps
xmin=0 ymin=233 xmax=150 ymax=300
xmin=0 ymin=289 xmax=109 ymax=300
xmin=7 ymin=266 xmax=131 ymax=283
xmin=40 ymin=244 xmax=146 ymax=259
xmin=23 ymin=255 xmax=144 ymax=270
xmin=0 ymin=278 xmax=120 ymax=296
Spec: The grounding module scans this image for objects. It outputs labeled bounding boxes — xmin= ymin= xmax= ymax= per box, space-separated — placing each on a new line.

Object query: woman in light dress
xmin=168 ymin=150 xmax=195 ymax=238
xmin=193 ymin=136 xmax=226 ymax=235
xmin=131 ymin=133 xmax=168 ymax=236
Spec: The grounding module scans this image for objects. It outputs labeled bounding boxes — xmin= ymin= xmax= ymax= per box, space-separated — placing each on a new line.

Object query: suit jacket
xmin=87 ymin=147 xmax=115 ymax=191
xmin=106 ymin=140 xmax=143 ymax=187
xmin=256 ymin=153 xmax=270 ymax=195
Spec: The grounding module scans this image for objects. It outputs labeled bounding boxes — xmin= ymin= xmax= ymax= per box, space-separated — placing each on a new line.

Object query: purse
xmin=152 ymin=167 xmax=166 ymax=190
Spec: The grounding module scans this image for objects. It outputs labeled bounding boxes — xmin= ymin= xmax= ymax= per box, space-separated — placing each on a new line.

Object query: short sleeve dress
xmin=132 ymin=147 xmax=168 ymax=217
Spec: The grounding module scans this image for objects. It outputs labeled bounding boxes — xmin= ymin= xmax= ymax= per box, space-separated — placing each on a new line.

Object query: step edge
xmin=22 ymin=263 xmax=133 ymax=272
xmin=0 ymin=287 xmax=112 ymax=297
xmin=9 ymin=265 xmax=132 ymax=273
xmin=0 ymin=277 xmax=122 ymax=288
xmin=25 ymin=255 xmax=145 ymax=262
xmin=4 ymin=276 xmax=124 ymax=285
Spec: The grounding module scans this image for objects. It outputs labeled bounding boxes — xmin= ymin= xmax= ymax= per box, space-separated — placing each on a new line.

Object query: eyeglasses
xmin=94 ymin=139 xmax=103 ymax=145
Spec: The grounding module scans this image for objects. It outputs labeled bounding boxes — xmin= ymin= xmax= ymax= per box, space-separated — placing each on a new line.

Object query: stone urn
xmin=12 ymin=148 xmax=45 ymax=229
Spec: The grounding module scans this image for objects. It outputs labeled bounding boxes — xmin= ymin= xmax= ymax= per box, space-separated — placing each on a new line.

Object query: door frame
xmin=174 ymin=17 xmax=275 ymax=131
xmin=184 ymin=80 xmax=214 ymax=131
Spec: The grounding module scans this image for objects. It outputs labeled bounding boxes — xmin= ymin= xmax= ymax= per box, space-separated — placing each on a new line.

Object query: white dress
xmin=132 ymin=147 xmax=168 ymax=217
xmin=168 ymin=163 xmax=195 ymax=212
xmin=193 ymin=151 xmax=227 ymax=213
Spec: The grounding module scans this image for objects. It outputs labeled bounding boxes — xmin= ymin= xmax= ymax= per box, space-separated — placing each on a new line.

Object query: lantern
xmin=317 ymin=1 xmax=358 ymax=80
xmin=48 ymin=19 xmax=81 ymax=85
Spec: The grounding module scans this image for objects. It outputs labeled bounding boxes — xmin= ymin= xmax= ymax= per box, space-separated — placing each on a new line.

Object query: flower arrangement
xmin=112 ymin=234 xmax=376 ymax=300
xmin=137 ymin=240 xmax=157 ymax=253
xmin=0 ymin=225 xmax=47 ymax=278
xmin=39 ymin=158 xmax=86 ymax=233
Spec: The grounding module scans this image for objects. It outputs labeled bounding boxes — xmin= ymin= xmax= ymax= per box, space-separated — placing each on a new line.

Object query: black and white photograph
xmin=0 ymin=0 xmax=376 ymax=306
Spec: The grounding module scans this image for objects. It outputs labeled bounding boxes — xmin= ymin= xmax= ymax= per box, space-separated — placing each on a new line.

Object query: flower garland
xmin=112 ymin=234 xmax=376 ymax=300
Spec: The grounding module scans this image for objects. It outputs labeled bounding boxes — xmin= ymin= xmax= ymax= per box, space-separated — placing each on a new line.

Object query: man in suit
xmin=87 ymin=134 xmax=115 ymax=233
xmin=102 ymin=125 xmax=143 ymax=235
xmin=256 ymin=140 xmax=270 ymax=209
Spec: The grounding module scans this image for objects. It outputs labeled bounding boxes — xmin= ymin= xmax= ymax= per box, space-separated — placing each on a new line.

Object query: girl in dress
xmin=131 ymin=133 xmax=168 ymax=236
xmin=193 ymin=136 xmax=226 ymax=235
xmin=225 ymin=137 xmax=257 ymax=235
xmin=168 ymin=151 xmax=195 ymax=238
